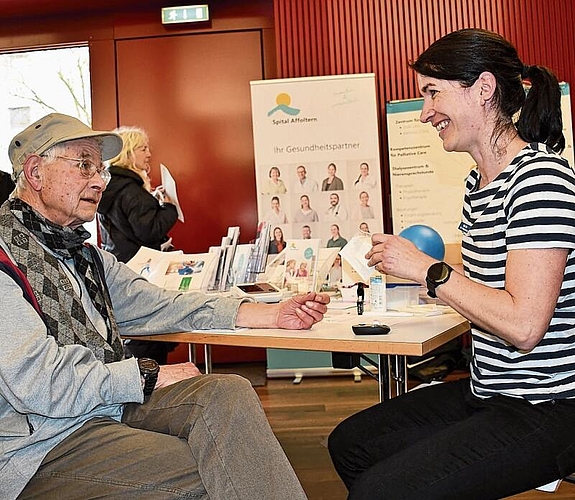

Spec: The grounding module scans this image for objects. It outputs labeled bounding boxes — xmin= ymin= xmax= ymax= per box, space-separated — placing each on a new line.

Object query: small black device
xmin=426 ymin=261 xmax=453 ymax=298
xmin=356 ymin=282 xmax=364 ymax=315
xmin=138 ymin=357 xmax=160 ymax=400
xmin=352 ymin=323 xmax=391 ymax=335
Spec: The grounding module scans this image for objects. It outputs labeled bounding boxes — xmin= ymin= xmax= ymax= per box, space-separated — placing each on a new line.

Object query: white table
xmin=125 ymin=309 xmax=470 ymax=402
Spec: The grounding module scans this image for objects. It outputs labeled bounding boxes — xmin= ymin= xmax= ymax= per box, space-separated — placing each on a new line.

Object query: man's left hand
xmin=276 ymin=292 xmax=330 ymax=330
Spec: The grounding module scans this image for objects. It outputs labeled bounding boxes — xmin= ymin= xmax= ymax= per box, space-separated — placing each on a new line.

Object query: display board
xmin=386 ymin=82 xmax=574 ymax=246
xmin=250 ymin=73 xmax=382 ymax=378
xmin=250 ymin=73 xmax=384 ymax=244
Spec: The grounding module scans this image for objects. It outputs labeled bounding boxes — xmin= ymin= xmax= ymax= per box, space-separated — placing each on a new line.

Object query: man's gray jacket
xmin=0 ymin=231 xmax=242 ymax=499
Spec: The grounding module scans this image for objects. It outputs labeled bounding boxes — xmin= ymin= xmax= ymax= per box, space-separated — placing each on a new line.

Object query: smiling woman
xmin=329 ymin=28 xmax=575 ymax=500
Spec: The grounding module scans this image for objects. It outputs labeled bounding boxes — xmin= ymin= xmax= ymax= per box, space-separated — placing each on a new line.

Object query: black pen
xmin=356 ymin=282 xmax=364 ymax=315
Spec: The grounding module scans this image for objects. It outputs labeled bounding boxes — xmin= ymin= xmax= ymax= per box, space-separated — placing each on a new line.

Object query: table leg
xmin=378 ymin=354 xmax=391 ymax=402
xmin=392 ymin=355 xmax=408 ymax=396
xmin=187 ymin=344 xmax=197 ymax=364
xmin=204 ymin=344 xmax=212 ymax=374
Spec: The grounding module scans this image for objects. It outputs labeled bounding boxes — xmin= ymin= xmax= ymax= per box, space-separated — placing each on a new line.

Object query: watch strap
xmin=142 ymin=372 xmax=157 ymax=398
xmin=138 ymin=358 xmax=159 ymax=399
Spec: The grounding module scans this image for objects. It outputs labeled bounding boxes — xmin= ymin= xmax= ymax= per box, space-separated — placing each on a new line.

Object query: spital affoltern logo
xmin=267 ymin=93 xmax=300 ymax=117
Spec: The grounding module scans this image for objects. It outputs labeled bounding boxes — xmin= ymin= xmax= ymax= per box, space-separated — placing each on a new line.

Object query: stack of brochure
xmin=126 ymin=246 xmax=218 ymax=292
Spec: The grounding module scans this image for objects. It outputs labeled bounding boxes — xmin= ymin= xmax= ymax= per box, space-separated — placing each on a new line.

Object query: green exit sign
xmin=161 ymin=5 xmax=209 ymax=25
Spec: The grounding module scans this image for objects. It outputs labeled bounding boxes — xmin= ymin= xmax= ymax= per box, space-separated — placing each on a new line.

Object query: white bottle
xmin=369 ymin=274 xmax=386 ymax=311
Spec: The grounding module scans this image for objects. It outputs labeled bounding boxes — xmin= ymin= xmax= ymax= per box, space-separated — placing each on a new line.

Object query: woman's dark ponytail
xmin=516 ymin=65 xmax=565 ymax=153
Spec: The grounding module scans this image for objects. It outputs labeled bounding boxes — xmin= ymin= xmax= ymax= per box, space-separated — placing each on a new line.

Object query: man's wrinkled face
xmin=35 ymin=138 xmax=106 ymax=229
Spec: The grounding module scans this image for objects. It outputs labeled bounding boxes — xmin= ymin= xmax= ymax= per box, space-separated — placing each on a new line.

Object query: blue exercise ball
xmin=399 ymin=224 xmax=445 ymax=260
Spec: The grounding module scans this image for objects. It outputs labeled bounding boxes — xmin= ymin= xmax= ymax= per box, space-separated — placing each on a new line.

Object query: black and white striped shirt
xmin=461 ymin=143 xmax=575 ymax=402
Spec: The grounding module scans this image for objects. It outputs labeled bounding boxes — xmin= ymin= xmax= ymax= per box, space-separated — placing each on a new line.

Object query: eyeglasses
xmin=51 ymin=155 xmax=111 ymax=185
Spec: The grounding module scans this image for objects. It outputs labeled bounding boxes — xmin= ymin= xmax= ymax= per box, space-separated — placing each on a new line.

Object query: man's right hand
xmin=156 ymin=362 xmax=201 ymax=388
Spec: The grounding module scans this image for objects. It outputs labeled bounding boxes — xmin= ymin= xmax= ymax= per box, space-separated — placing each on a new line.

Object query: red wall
xmin=274 ymin=0 xmax=575 ymax=231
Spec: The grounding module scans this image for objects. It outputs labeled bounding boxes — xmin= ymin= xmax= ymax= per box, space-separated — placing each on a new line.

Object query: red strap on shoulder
xmin=0 ymin=246 xmax=43 ymax=315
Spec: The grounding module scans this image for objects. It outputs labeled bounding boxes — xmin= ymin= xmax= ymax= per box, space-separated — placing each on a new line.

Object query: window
xmin=0 ymin=45 xmax=98 ymax=241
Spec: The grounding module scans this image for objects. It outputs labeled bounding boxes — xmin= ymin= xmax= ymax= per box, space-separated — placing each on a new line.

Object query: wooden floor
xmin=254 ymin=373 xmax=575 ymax=500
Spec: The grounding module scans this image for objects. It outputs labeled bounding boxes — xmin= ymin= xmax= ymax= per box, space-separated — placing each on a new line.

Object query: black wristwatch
xmin=138 ymin=357 xmax=160 ymax=399
xmin=426 ymin=262 xmax=453 ymax=298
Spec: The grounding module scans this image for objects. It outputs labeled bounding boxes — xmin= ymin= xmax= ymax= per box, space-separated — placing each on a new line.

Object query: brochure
xmin=283 ymin=238 xmax=320 ymax=293
xmin=126 ymin=246 xmax=217 ymax=292
xmin=151 ymin=252 xmax=218 ymax=292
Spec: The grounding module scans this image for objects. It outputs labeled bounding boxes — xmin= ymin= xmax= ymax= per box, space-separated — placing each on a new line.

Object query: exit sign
xmin=161 ymin=5 xmax=209 ymax=25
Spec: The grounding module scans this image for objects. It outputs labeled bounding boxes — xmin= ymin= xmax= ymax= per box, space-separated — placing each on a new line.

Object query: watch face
xmin=428 ymin=262 xmax=449 ymax=281
xmin=139 ymin=357 xmax=160 ymax=375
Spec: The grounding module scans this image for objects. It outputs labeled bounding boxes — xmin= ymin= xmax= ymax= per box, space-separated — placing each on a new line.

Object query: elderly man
xmin=0 ymin=113 xmax=329 ymax=500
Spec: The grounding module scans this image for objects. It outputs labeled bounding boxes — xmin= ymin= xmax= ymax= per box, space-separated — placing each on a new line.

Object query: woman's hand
xmin=366 ymin=233 xmax=436 ymax=284
xmin=152 ymin=185 xmax=174 ymax=205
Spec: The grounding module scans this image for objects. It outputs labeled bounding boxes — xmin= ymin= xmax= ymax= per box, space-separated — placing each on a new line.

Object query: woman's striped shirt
xmin=461 ymin=143 xmax=575 ymax=403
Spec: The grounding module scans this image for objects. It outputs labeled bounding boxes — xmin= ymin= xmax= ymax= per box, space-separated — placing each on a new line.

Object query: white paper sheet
xmin=160 ymin=163 xmax=185 ymax=222
xmin=338 ymin=232 xmax=374 ymax=283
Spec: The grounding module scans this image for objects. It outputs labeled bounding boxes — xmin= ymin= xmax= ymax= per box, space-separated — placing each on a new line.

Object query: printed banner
xmin=250 ymin=74 xmax=384 ymax=250
xmin=386 ymin=82 xmax=573 ymax=245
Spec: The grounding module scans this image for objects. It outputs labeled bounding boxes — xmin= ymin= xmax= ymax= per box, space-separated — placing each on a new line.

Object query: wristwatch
xmin=426 ymin=262 xmax=453 ymax=298
xmin=138 ymin=357 xmax=160 ymax=400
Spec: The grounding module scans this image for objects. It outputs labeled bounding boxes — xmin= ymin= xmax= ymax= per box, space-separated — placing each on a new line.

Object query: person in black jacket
xmin=97 ymin=126 xmax=178 ymax=262
xmin=97 ymin=126 xmax=179 ymax=362
xmin=0 ymin=170 xmax=15 ymax=204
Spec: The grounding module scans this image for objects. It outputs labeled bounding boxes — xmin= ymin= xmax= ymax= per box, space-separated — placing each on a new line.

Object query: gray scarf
xmin=0 ymin=199 xmax=124 ymax=363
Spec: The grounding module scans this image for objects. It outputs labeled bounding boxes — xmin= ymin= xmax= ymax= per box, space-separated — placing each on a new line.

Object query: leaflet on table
xmin=231 ymin=243 xmax=255 ymax=285
xmin=283 ymin=239 xmax=320 ymax=293
xmin=245 ymin=220 xmax=271 ymax=283
xmin=160 ymin=163 xmax=185 ymax=222
xmin=125 ymin=246 xmax=181 ymax=276
xmin=155 ymin=252 xmax=218 ymax=292
xmin=260 ymin=246 xmax=338 ymax=293
xmin=215 ymin=226 xmax=240 ymax=292
xmin=126 ymin=246 xmax=218 ymax=292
